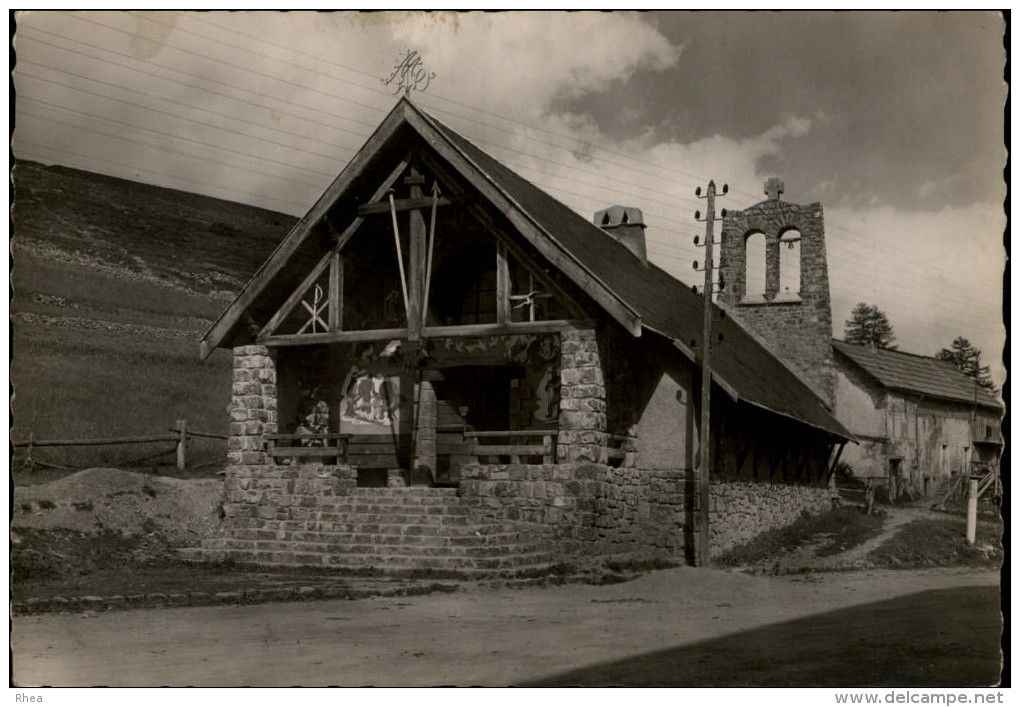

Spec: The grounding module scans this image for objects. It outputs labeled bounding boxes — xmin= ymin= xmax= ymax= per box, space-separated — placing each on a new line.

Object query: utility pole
xmin=693 ymin=180 xmax=727 ymax=566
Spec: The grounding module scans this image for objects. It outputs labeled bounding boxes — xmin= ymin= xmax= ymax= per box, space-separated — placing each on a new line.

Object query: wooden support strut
xmin=388 ymin=190 xmax=411 ymax=320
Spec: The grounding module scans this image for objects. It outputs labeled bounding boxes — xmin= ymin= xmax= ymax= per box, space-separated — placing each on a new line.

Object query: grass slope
xmin=12 ymin=161 xmax=298 ymax=475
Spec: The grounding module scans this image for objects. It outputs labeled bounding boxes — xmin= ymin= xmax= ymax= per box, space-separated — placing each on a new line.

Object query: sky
xmin=11 ymin=10 xmax=1008 ymax=385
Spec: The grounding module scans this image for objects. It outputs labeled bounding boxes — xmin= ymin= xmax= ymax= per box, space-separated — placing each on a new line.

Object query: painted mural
xmin=339 ymin=366 xmax=399 ymax=430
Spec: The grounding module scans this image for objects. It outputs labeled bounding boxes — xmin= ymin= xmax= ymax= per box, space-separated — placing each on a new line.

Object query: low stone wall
xmin=212 ymin=464 xmax=832 ymax=569
xmin=460 ymin=463 xmax=690 ymax=561
xmin=460 ymin=463 xmax=599 ymax=529
xmin=221 ymin=463 xmax=357 ymax=521
xmin=709 ymin=479 xmax=833 ymax=555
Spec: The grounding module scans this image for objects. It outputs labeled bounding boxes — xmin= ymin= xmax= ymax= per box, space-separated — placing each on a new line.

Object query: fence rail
xmin=12 ymin=420 xmax=228 ymax=471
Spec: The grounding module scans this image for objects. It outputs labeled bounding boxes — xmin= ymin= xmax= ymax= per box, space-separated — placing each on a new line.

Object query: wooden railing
xmin=265 ymin=433 xmax=350 ymax=462
xmin=464 ymin=430 xmax=555 ymax=464
xmin=976 ymin=469 xmax=999 ymax=499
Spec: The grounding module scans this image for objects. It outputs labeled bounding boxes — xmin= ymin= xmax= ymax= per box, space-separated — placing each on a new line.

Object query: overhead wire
xmin=15 ymin=13 xmax=1003 ymax=338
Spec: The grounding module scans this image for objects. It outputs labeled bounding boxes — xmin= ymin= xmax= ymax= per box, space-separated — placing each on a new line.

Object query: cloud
xmin=384 ymin=12 xmax=682 ymax=120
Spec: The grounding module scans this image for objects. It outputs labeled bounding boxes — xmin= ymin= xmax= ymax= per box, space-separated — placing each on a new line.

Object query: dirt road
xmin=13 ymin=567 xmax=1001 ymax=687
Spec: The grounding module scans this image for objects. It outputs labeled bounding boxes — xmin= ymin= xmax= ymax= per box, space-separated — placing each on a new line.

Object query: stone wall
xmin=221 ymin=463 xmax=357 ymax=522
xmin=228 ymin=345 xmax=278 ymax=466
xmin=557 ymin=327 xmax=608 ymax=464
xmin=460 ymin=462 xmax=690 ymax=562
xmin=414 ymin=380 xmax=437 ymax=474
xmin=708 ymin=480 xmax=833 ymax=555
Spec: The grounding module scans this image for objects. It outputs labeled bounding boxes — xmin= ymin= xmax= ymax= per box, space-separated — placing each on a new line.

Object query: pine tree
xmin=936 ymin=336 xmax=995 ymax=393
xmin=844 ymin=303 xmax=896 ymax=349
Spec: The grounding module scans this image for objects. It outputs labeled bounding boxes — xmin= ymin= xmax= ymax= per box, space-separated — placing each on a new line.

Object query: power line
xmin=29 ymin=14 xmax=997 ymax=269
xmin=183 ymin=12 xmax=716 ymax=189
xmin=64 ymin=12 xmax=390 ymax=123
xmin=16 ymin=138 xmax=310 ymax=213
xmin=16 ymin=67 xmax=349 ymax=177
xmin=15 ymin=15 xmax=1002 ymax=317
xmin=17 ymin=55 xmax=365 ymax=155
xmin=17 ymin=105 xmax=328 ymax=194
xmin=17 ymin=28 xmax=377 ymax=141
xmin=17 ymin=95 xmax=332 ymax=188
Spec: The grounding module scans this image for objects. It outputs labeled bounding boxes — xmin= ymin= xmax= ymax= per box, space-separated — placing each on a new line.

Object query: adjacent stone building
xmin=831 ymin=340 xmax=1003 ymax=499
xmin=191 ymin=98 xmax=854 ymax=575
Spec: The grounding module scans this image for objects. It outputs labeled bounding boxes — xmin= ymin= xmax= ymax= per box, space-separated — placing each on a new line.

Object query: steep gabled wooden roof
xmin=201 ymin=98 xmax=852 ymax=440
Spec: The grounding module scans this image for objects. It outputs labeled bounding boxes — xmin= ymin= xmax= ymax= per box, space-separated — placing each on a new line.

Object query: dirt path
xmin=766 ymin=505 xmax=952 ymax=572
xmin=12 ymin=566 xmax=1001 ymax=687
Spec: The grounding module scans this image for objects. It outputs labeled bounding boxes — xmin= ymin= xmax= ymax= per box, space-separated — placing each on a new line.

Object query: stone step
xmin=352 ymin=488 xmax=460 ymax=498
xmin=181 ymin=547 xmax=556 ymax=577
xmin=234 ymin=501 xmax=470 ymax=516
xmin=215 ymin=529 xmax=537 ymax=547
xmin=226 ymin=520 xmax=518 ymax=537
xmin=234 ymin=512 xmax=474 ymax=526
xmin=208 ymin=539 xmax=551 ymax=559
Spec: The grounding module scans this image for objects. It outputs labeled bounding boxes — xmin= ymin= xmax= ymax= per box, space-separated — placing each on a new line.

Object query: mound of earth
xmin=13 ymin=467 xmax=223 ymax=546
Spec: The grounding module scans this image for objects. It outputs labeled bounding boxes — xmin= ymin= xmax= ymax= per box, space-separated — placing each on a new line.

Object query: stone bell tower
xmin=718 ymin=177 xmax=835 ymax=406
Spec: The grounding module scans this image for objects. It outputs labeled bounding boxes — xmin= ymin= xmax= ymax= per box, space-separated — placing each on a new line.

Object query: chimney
xmin=594 ymin=205 xmax=647 ymax=264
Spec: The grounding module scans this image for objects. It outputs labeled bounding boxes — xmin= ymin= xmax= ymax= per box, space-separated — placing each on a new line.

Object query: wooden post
xmin=406 ymin=168 xmax=427 ymax=341
xmin=696 ymin=181 xmax=719 ymax=567
xmin=328 ymin=251 xmax=342 ymax=332
xmin=496 ymin=241 xmax=511 ymax=324
xmin=966 ymin=477 xmax=978 ymax=545
xmin=176 ymin=419 xmax=187 ymax=470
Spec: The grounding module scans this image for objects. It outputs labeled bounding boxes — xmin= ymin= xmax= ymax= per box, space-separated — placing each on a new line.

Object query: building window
xmin=744 ymin=231 xmax=767 ymax=301
xmin=778 ymin=229 xmax=801 ymax=299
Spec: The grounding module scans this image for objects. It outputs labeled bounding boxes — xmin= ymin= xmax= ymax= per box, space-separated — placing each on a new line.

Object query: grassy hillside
xmin=11 ymin=161 xmax=299 ymax=476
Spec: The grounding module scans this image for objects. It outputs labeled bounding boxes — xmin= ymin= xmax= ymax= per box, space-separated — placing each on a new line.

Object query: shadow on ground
xmin=525 ymin=586 xmax=1003 ymax=687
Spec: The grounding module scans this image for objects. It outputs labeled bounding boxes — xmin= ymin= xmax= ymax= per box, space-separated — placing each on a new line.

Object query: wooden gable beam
xmin=357 ymin=194 xmax=470 ymax=216
xmin=419 ymin=150 xmax=587 ymax=322
xmin=255 ymin=157 xmax=413 ymax=343
xmin=199 ymin=103 xmax=413 ymax=358
xmin=257 ymin=249 xmax=334 ymax=340
xmin=405 ymin=106 xmax=643 ymax=337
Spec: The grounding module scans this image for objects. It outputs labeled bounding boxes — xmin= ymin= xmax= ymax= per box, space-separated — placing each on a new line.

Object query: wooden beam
xmin=261 ymin=328 xmax=409 ymax=347
xmin=357 ymin=195 xmax=464 ymax=215
xmin=258 ymin=249 xmax=334 ymax=340
xmin=496 ymin=241 xmax=511 ymax=325
xmin=423 ymin=319 xmax=591 ymax=339
xmin=328 ymin=251 xmax=342 ymax=332
xmin=418 ymin=151 xmax=588 ymax=322
xmin=199 ymin=106 xmax=413 ymax=358
xmin=407 ymin=108 xmax=643 ymax=337
xmin=406 ymin=167 xmax=427 ymax=341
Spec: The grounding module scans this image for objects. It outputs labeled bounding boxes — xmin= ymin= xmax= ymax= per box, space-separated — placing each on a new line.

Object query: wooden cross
xmin=765 ymin=177 xmax=784 ymax=201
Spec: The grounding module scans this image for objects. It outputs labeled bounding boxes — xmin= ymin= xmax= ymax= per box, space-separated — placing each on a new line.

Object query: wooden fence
xmin=11 ymin=420 xmax=228 ymax=471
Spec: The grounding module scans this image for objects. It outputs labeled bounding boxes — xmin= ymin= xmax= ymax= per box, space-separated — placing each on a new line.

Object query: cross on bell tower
xmin=765 ymin=177 xmax=785 ymax=201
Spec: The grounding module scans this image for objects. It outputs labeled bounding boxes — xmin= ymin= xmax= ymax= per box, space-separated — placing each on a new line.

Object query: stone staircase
xmin=180 ymin=488 xmax=557 ymax=578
